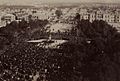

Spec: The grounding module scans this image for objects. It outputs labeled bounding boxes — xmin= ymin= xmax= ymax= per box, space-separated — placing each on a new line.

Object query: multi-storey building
xmin=103 ymin=13 xmax=110 ymax=22
xmin=31 ymin=12 xmax=49 ymax=20
xmin=108 ymin=14 xmax=115 ymax=23
xmin=80 ymin=14 xmax=89 ymax=20
xmin=89 ymin=13 xmax=96 ymax=22
xmin=1 ymin=14 xmax=16 ymax=24
xmin=15 ymin=12 xmax=29 ymax=21
xmin=96 ymin=10 xmax=103 ymax=20
xmin=103 ymin=13 xmax=115 ymax=23
xmin=115 ymin=14 xmax=120 ymax=23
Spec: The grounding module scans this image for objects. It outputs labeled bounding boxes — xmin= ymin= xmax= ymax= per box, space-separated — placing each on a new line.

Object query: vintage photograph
xmin=0 ymin=0 xmax=120 ymax=81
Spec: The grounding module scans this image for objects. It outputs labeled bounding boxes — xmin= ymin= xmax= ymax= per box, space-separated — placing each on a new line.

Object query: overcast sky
xmin=0 ymin=0 xmax=119 ymax=5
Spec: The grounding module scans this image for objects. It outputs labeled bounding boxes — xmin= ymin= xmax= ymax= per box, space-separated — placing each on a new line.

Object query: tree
xmin=19 ymin=18 xmax=28 ymax=29
xmin=55 ymin=9 xmax=62 ymax=19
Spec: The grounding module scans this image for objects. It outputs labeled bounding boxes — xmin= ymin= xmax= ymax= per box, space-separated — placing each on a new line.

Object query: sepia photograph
xmin=0 ymin=0 xmax=120 ymax=81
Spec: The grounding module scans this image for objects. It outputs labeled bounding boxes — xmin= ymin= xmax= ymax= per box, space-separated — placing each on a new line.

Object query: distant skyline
xmin=0 ymin=0 xmax=120 ymax=5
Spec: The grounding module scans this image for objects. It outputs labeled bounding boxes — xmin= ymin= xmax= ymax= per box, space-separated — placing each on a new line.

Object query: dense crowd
xmin=0 ymin=42 xmax=70 ymax=81
xmin=1 ymin=43 xmax=38 ymax=81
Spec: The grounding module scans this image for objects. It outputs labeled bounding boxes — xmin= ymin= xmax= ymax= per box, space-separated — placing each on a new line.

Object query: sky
xmin=0 ymin=0 xmax=119 ymax=5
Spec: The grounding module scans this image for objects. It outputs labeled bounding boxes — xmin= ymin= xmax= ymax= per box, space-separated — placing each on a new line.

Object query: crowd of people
xmin=0 ymin=42 xmax=69 ymax=81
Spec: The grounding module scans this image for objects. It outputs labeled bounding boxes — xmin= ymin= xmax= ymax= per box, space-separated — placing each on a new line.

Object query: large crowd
xmin=0 ymin=42 xmax=60 ymax=81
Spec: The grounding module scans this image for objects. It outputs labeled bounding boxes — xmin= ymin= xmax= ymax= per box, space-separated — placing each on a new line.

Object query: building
xmin=103 ymin=13 xmax=110 ymax=22
xmin=89 ymin=13 xmax=96 ymax=22
xmin=115 ymin=14 xmax=120 ymax=23
xmin=80 ymin=14 xmax=89 ymax=20
xmin=16 ymin=13 xmax=29 ymax=21
xmin=79 ymin=9 xmax=88 ymax=14
xmin=1 ymin=14 xmax=16 ymax=24
xmin=102 ymin=12 xmax=115 ymax=23
xmin=108 ymin=14 xmax=115 ymax=23
xmin=96 ymin=13 xmax=103 ymax=20
xmin=31 ymin=12 xmax=49 ymax=20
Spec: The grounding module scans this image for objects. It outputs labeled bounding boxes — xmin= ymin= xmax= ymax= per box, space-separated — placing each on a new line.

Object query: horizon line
xmin=0 ymin=2 xmax=120 ymax=6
